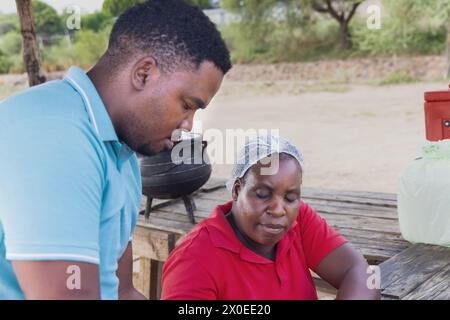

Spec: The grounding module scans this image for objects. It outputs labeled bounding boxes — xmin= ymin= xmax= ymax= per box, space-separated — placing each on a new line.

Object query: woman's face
xmin=232 ymin=156 xmax=302 ymax=246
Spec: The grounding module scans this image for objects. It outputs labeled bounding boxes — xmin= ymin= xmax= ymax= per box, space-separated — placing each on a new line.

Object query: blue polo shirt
xmin=0 ymin=66 xmax=142 ymax=299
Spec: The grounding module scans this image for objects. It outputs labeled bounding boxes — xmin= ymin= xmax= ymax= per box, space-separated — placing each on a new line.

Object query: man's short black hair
xmin=106 ymin=0 xmax=231 ymax=75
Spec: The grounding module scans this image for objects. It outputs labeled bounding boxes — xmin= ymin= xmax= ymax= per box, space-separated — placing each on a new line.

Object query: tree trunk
xmin=15 ymin=0 xmax=46 ymax=87
xmin=339 ymin=21 xmax=352 ymax=50
xmin=446 ymin=16 xmax=450 ymax=78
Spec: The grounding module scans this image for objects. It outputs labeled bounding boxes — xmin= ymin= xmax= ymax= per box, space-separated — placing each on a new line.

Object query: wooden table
xmin=379 ymin=244 xmax=450 ymax=300
xmin=131 ymin=178 xmax=447 ymax=300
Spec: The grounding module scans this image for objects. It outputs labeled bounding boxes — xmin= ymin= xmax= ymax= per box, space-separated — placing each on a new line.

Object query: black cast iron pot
xmin=139 ymin=133 xmax=211 ymax=223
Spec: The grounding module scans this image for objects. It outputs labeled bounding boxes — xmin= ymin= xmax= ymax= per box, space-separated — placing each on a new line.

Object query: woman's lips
xmin=259 ymin=223 xmax=286 ymax=235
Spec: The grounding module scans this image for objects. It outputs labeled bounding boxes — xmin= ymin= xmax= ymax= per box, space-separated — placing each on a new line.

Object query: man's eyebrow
xmin=189 ymin=97 xmax=206 ymax=109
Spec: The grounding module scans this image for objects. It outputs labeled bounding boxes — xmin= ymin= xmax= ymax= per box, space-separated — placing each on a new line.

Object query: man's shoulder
xmin=0 ymin=79 xmax=87 ymax=124
xmin=0 ymin=79 xmax=102 ymax=150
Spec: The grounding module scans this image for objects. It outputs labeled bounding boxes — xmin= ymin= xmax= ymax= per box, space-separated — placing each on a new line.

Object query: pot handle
xmin=202 ymin=140 xmax=208 ymax=157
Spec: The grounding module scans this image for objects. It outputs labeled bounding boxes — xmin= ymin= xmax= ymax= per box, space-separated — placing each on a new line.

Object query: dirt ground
xmin=198 ymin=81 xmax=448 ymax=194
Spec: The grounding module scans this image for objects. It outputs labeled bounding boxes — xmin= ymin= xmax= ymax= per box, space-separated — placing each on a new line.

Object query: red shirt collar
xmin=202 ymin=201 xmax=299 ymax=264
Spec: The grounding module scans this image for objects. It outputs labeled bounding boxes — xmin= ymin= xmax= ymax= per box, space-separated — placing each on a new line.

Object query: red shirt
xmin=161 ymin=201 xmax=347 ymax=300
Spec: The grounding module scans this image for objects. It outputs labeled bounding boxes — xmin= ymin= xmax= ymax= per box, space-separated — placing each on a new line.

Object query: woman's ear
xmin=232 ymin=179 xmax=242 ymax=201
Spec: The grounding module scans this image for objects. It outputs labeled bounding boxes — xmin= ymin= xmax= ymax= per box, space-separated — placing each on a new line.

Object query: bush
xmin=352 ymin=17 xmax=446 ymax=56
xmin=268 ymin=19 xmax=344 ymax=62
xmin=41 ymin=39 xmax=77 ymax=72
xmin=352 ymin=0 xmax=448 ymax=57
xmin=81 ymin=12 xmax=114 ymax=32
xmin=221 ymin=17 xmax=344 ymax=63
xmin=73 ymin=27 xmax=111 ymax=68
xmin=0 ymin=31 xmax=22 ymax=56
xmin=8 ymin=54 xmax=25 ymax=74
xmin=379 ymin=71 xmax=417 ymax=85
xmin=42 ymin=26 xmax=112 ymax=71
xmin=0 ymin=50 xmax=12 ymax=74
xmin=0 ymin=13 xmax=19 ymax=36
xmin=221 ymin=22 xmax=273 ymax=63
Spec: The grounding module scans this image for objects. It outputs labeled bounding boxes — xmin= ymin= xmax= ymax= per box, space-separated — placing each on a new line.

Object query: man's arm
xmin=12 ymin=261 xmax=100 ymax=299
xmin=116 ymin=242 xmax=147 ymax=300
xmin=315 ymin=243 xmax=381 ymax=300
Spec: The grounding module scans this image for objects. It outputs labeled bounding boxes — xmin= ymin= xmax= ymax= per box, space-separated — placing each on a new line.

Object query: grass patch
xmin=0 ymin=82 xmax=25 ymax=100
xmin=378 ymin=71 xmax=417 ymax=86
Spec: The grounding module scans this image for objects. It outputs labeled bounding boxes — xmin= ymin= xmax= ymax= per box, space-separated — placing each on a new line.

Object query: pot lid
xmin=425 ymin=84 xmax=450 ymax=102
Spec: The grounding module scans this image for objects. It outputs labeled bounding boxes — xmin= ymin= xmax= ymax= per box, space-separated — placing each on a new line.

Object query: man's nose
xmin=179 ymin=114 xmax=194 ymax=132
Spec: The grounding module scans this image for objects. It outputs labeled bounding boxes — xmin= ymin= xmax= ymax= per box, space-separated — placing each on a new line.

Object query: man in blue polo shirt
xmin=0 ymin=0 xmax=231 ymax=299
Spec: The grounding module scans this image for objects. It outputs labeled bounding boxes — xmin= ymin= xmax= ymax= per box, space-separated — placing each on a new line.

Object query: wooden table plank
xmin=380 ymin=244 xmax=450 ymax=299
xmin=301 ymin=188 xmax=397 ymax=208
xmin=403 ymin=266 xmax=450 ymax=300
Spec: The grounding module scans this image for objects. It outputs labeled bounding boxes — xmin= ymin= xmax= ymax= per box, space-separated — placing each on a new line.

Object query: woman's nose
xmin=268 ymin=197 xmax=286 ymax=217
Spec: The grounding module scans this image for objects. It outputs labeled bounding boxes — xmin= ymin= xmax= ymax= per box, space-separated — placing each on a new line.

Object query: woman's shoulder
xmin=297 ymin=200 xmax=315 ymax=221
xmin=168 ymin=220 xmax=218 ymax=261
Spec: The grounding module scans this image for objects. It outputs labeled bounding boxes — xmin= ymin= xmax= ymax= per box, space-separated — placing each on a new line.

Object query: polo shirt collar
xmin=64 ymin=66 xmax=119 ymax=142
xmin=205 ymin=201 xmax=298 ymax=265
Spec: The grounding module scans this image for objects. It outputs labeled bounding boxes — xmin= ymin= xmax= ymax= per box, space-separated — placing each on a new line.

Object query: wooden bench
xmin=131 ymin=177 xmax=444 ymax=300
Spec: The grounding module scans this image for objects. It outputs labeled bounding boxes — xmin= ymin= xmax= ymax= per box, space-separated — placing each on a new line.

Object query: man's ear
xmin=131 ymin=56 xmax=161 ymax=91
xmin=232 ymin=179 xmax=242 ymax=201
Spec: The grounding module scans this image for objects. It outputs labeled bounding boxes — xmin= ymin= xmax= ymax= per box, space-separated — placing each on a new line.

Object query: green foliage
xmin=378 ymin=71 xmax=417 ymax=85
xmin=102 ymin=0 xmax=145 ymax=17
xmin=352 ymin=0 xmax=448 ymax=56
xmin=0 ymin=49 xmax=12 ymax=74
xmin=0 ymin=31 xmax=22 ymax=55
xmin=186 ymin=0 xmax=213 ymax=9
xmin=219 ymin=0 xmax=450 ymax=63
xmin=3 ymin=0 xmax=450 ymax=73
xmin=32 ymin=0 xmax=63 ymax=35
xmin=7 ymin=54 xmax=25 ymax=74
xmin=81 ymin=11 xmax=113 ymax=32
xmin=73 ymin=27 xmax=111 ymax=68
xmin=220 ymin=0 xmax=280 ymax=62
xmin=0 ymin=13 xmax=19 ymax=35
xmin=47 ymin=24 xmax=112 ymax=71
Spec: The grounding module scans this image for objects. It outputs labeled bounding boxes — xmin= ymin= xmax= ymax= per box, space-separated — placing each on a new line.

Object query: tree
xmin=31 ymin=0 xmax=63 ymax=36
xmin=15 ymin=0 xmax=46 ymax=86
xmin=221 ymin=0 xmax=278 ymax=59
xmin=102 ymin=0 xmax=145 ymax=17
xmin=81 ymin=11 xmax=113 ymax=32
xmin=308 ymin=0 xmax=363 ymax=49
xmin=186 ymin=0 xmax=213 ymax=9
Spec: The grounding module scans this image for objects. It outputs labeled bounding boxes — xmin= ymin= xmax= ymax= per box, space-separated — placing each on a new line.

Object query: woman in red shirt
xmin=162 ymin=136 xmax=380 ymax=300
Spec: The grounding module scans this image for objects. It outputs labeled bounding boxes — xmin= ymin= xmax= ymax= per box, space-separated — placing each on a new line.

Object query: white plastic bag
xmin=398 ymin=140 xmax=450 ymax=247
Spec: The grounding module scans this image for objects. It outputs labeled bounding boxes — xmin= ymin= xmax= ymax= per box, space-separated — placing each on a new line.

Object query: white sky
xmin=0 ymin=0 xmax=104 ymax=14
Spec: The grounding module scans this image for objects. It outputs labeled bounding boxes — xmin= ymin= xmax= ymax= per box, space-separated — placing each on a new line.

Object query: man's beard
xmin=136 ymin=142 xmax=158 ymax=157
xmin=118 ymin=112 xmax=159 ymax=157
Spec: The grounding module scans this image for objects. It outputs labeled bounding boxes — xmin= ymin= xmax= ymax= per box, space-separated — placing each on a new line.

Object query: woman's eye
xmin=255 ymin=189 xmax=270 ymax=199
xmin=183 ymin=104 xmax=191 ymax=111
xmin=285 ymin=194 xmax=299 ymax=203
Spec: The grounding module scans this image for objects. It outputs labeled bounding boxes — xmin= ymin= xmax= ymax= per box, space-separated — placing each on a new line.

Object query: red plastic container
xmin=424 ymin=85 xmax=450 ymax=141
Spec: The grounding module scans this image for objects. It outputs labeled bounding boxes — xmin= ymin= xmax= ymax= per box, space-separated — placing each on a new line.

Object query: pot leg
xmin=182 ymin=195 xmax=196 ymax=224
xmin=145 ymin=197 xmax=153 ymax=220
